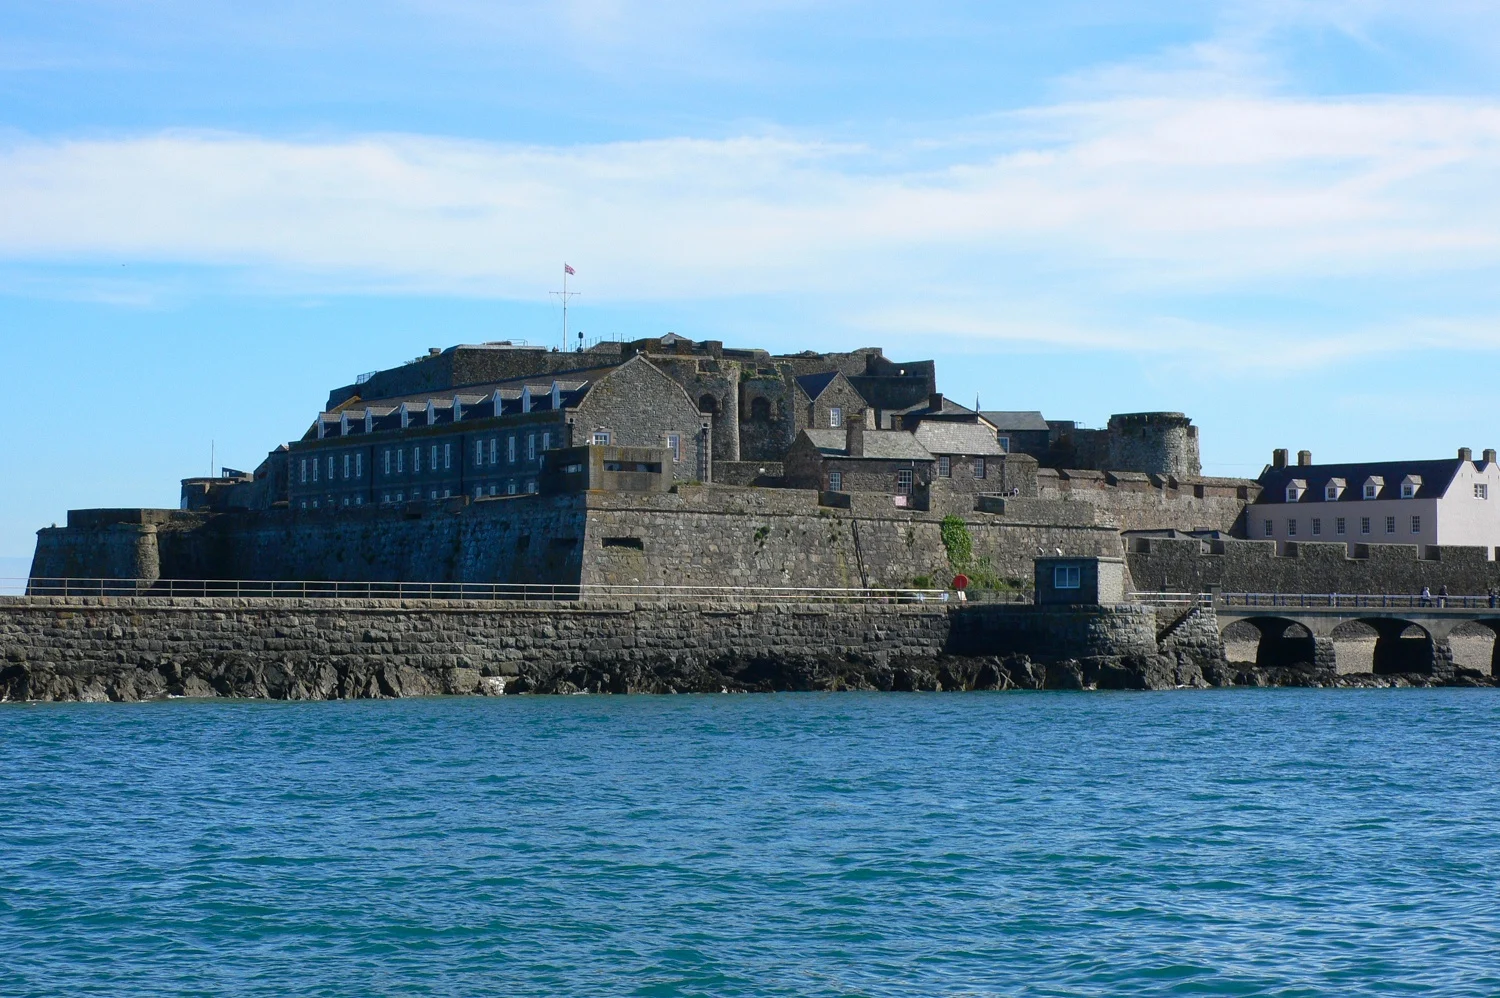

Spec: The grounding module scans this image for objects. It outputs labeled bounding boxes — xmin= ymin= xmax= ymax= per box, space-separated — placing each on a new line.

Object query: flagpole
xmin=562 ymin=264 xmax=568 ymax=352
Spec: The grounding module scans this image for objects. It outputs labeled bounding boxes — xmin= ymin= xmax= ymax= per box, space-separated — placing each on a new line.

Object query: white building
xmin=1254 ymin=448 xmax=1500 ymax=557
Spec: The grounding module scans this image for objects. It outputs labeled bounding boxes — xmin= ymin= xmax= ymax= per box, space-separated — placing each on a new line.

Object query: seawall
xmin=1 ymin=597 xmax=1220 ymax=701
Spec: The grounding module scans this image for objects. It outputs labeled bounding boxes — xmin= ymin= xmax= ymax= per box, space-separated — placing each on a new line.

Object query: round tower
xmin=1104 ymin=412 xmax=1201 ymax=478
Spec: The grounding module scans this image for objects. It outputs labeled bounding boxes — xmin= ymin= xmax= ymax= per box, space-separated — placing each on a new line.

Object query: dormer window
xmin=1285 ymin=479 xmax=1307 ymax=502
xmin=1325 ymin=478 xmax=1345 ymax=501
xmin=1400 ymin=474 xmax=1421 ymax=499
xmin=1363 ymin=476 xmax=1383 ymax=500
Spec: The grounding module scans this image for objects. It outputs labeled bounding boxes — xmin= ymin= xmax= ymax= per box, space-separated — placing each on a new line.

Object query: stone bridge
xmin=1214 ymin=600 xmax=1500 ymax=677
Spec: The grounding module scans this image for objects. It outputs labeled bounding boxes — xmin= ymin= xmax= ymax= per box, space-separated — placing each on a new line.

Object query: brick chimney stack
xmin=1484 ymin=449 xmax=1496 ymax=465
xmin=929 ymin=392 xmax=944 ymax=411
xmin=1459 ymin=447 xmax=1473 ymax=461
xmin=1273 ymin=448 xmax=1288 ymax=469
xmin=1297 ymin=450 xmax=1312 ymax=466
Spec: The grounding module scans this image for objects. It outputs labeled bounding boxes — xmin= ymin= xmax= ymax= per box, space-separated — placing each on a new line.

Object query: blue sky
xmin=4 ymin=0 xmax=1500 ymax=566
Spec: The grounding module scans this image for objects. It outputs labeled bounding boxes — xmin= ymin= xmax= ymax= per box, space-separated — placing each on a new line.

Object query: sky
xmin=4 ymin=0 xmax=1500 ymax=566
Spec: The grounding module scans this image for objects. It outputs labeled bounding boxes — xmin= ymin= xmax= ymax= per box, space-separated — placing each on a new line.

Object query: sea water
xmin=2 ymin=689 xmax=1498 ymax=997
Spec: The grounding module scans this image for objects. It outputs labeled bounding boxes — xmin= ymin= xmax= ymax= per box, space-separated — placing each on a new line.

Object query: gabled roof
xmin=980 ymin=410 xmax=1049 ymax=432
xmin=795 ymin=371 xmax=840 ymax=400
xmin=1257 ymin=459 xmax=1466 ymax=503
xmin=801 ymin=428 xmax=934 ymax=461
xmin=913 ymin=420 xmax=1006 ymax=456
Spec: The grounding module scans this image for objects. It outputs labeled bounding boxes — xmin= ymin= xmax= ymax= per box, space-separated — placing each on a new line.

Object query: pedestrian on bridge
xmin=1439 ymin=585 xmax=1449 ymax=608
xmin=1420 ymin=585 xmax=1433 ymax=607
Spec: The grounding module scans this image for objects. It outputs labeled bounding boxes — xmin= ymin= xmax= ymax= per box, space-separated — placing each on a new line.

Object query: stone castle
xmin=32 ymin=333 xmax=1261 ymax=593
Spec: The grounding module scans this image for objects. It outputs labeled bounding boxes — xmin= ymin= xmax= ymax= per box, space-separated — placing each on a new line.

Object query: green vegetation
xmin=936 ymin=514 xmax=1029 ymax=594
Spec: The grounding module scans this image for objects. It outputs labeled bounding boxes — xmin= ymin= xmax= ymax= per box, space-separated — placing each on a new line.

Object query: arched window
xmin=750 ymin=397 xmax=771 ymax=422
xmin=698 ymin=394 xmax=719 ymax=415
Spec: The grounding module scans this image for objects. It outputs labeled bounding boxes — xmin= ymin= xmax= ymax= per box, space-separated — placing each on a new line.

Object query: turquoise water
xmin=2 ymin=691 xmax=1499 ymax=997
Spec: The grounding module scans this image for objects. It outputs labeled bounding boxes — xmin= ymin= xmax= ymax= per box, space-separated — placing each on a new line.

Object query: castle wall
xmin=1037 ymin=470 xmax=1252 ymax=533
xmin=1126 ymin=537 xmax=1500 ymax=595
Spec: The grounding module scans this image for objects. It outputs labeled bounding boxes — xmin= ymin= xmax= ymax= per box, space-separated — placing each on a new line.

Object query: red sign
xmin=952 ymin=574 xmax=969 ymax=590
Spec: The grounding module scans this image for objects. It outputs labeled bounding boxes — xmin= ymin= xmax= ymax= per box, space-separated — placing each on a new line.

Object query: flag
xmin=564 ymin=263 xmax=575 ymax=275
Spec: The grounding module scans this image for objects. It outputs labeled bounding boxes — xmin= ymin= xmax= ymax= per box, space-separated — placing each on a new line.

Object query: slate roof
xmin=795 ymin=371 xmax=840 ymax=400
xmin=980 ymin=410 xmax=1049 ymax=432
xmin=913 ymin=421 xmax=1006 ymax=456
xmin=1257 ymin=459 xmax=1467 ymax=504
xmin=803 ymin=429 xmax=934 ymax=461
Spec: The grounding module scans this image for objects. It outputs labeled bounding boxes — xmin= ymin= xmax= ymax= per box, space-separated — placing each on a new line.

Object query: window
xmin=1411 ymin=515 xmax=1421 ymax=533
xmin=431 ymin=444 xmax=439 ymax=470
xmin=444 ymin=442 xmax=451 ymax=470
xmin=430 ymin=490 xmax=438 ymax=500
xmin=667 ymin=433 xmax=681 ymax=462
xmin=828 ymin=470 xmax=843 ymax=492
xmin=525 ymin=480 xmax=536 ymax=493
xmin=476 ymin=440 xmax=484 ymax=465
xmin=382 ymin=494 xmax=389 ymax=503
xmin=593 ymin=431 xmax=610 ymax=446
xmin=443 ymin=489 xmax=450 ymax=498
xmin=507 ymin=481 xmax=517 ymax=495
xmin=488 ymin=485 xmax=497 ymax=496
xmin=300 ymin=458 xmax=307 ymax=483
xmin=896 ymin=470 xmax=914 ymax=495
xmin=413 ymin=447 xmax=421 ymax=473
xmin=1287 ymin=519 xmax=1297 ymax=537
xmin=341 ymin=496 xmax=348 ymax=506
xmin=355 ymin=453 xmax=362 ymax=478
xmin=1401 ymin=483 xmax=1415 ymax=499
xmin=343 ymin=453 xmax=350 ymax=479
xmin=1326 ymin=486 xmax=1338 ymax=500
xmin=489 ymin=438 xmax=497 ymax=465
xmin=1364 ymin=484 xmax=1377 ymax=499
xmin=476 ymin=486 xmax=483 ymax=499
xmin=527 ymin=434 xmax=536 ymax=461
xmin=998 ymin=436 xmax=1010 ymax=453
xmin=1385 ymin=516 xmax=1396 ymax=533
xmin=354 ymin=496 xmax=362 ymax=506
xmin=508 ymin=436 xmax=517 ymax=463
xmin=542 ymin=431 xmax=550 ymax=453
xmin=396 ymin=492 xmax=404 ymax=502
xmin=327 ymin=455 xmax=334 ymax=480
xmin=1264 ymin=520 xmax=1273 ymax=537
xmin=1054 ymin=564 xmax=1081 ymax=589
xmin=938 ymin=455 xmax=952 ymax=478
xmin=397 ymin=449 xmax=404 ymax=473
xmin=1336 ymin=517 xmax=1346 ymax=535
xmin=974 ymin=457 xmax=986 ymax=480
xmin=1477 ymin=483 xmax=1489 ymax=500
xmin=1361 ymin=516 xmax=1371 ymax=534
xmin=312 ymin=498 xmax=319 ymax=508
xmin=1312 ymin=518 xmax=1321 ymax=536
xmin=300 ymin=500 xmax=307 ymax=510
xmin=313 ymin=458 xmax=319 ymax=482
xmin=829 ymin=407 xmax=842 ymax=428
xmin=384 ymin=450 xmax=391 ymax=475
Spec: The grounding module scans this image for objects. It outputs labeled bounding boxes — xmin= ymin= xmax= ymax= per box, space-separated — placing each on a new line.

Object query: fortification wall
xmin=0 ymin=597 xmax=1185 ymax=701
xmin=1127 ymin=537 xmax=1500 ymax=595
xmin=1035 ymin=473 xmax=1250 ymax=534
xmin=30 ymin=487 xmax=1123 ymax=593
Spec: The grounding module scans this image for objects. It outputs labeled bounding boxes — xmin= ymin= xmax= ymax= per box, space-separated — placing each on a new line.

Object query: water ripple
xmin=1 ymin=689 xmax=1499 ymax=996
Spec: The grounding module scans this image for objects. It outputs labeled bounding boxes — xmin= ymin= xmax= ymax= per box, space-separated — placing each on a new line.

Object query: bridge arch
xmin=1223 ymin=616 xmax=1319 ymax=670
xmin=1325 ymin=619 xmax=1436 ymax=675
xmin=1444 ymin=619 xmax=1500 ymax=677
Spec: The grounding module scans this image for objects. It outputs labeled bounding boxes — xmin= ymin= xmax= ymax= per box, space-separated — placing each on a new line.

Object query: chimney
xmin=1272 ymin=448 xmax=1288 ymax=469
xmin=1297 ymin=450 xmax=1311 ymax=466
xmin=846 ymin=409 xmax=867 ymax=457
xmin=1485 ymin=449 xmax=1496 ymax=465
xmin=929 ymin=392 xmax=944 ymax=411
xmin=1459 ymin=447 xmax=1473 ymax=461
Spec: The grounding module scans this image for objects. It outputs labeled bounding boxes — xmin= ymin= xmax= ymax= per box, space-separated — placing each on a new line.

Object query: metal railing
xmin=4 ymin=578 xmax=960 ymax=604
xmin=1129 ymin=592 xmax=1214 ymax=606
xmin=1218 ymin=592 xmax=1500 ymax=611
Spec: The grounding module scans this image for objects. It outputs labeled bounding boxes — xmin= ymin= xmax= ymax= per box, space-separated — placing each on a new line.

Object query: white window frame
xmin=998 ymin=436 xmax=1010 ymax=453
xmin=384 ymin=450 xmax=391 ymax=475
xmin=1264 ymin=520 xmax=1273 ymax=537
xmin=828 ymin=470 xmax=842 ymax=492
xmin=489 ymin=438 xmax=498 ymax=465
xmin=476 ymin=440 xmax=484 ymax=465
xmin=667 ymin=433 xmax=681 ymax=462
xmin=542 ymin=431 xmax=551 ymax=453
xmin=300 ymin=458 xmax=308 ymax=483
xmin=974 ymin=457 xmax=986 ymax=480
xmin=1411 ymin=515 xmax=1421 ymax=533
xmin=1336 ymin=517 xmax=1346 ymax=535
xmin=1288 ymin=519 xmax=1297 ymax=537
xmin=1361 ymin=517 xmax=1371 ymax=535
xmin=1477 ymin=483 xmax=1490 ymax=500
xmin=593 ymin=431 xmax=610 ymax=446
xmin=431 ymin=444 xmax=439 ymax=470
xmin=508 ymin=436 xmax=517 ymax=464
xmin=896 ymin=469 xmax=914 ymax=495
xmin=444 ymin=442 xmax=451 ymax=470
xmin=829 ymin=407 xmax=842 ymax=428
xmin=527 ymin=434 xmax=536 ymax=461
xmin=343 ymin=453 xmax=351 ymax=479
xmin=1311 ymin=518 xmax=1321 ymax=536
xmin=413 ymin=447 xmax=421 ymax=473
xmin=1054 ymin=564 xmax=1081 ymax=590
xmin=1386 ymin=516 xmax=1396 ymax=533
xmin=355 ymin=453 xmax=362 ymax=478
xmin=327 ymin=455 xmax=334 ymax=480
xmin=397 ymin=449 xmax=404 ymax=473
xmin=938 ymin=455 xmax=951 ymax=478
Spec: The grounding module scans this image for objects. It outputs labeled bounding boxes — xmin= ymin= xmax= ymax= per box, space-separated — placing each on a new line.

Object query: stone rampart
xmin=1127 ymin=536 xmax=1500 ymax=595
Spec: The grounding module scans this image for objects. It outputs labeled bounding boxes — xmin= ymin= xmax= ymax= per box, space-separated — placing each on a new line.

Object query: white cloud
xmin=3 ymin=93 xmax=1500 ymax=358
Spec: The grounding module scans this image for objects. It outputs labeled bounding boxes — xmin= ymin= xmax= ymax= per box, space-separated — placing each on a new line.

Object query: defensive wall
xmin=0 ymin=597 xmax=1212 ymax=702
xmin=1126 ymin=536 xmax=1500 ymax=595
xmin=1036 ymin=469 xmax=1253 ymax=534
xmin=31 ymin=487 xmax=1125 ymax=593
